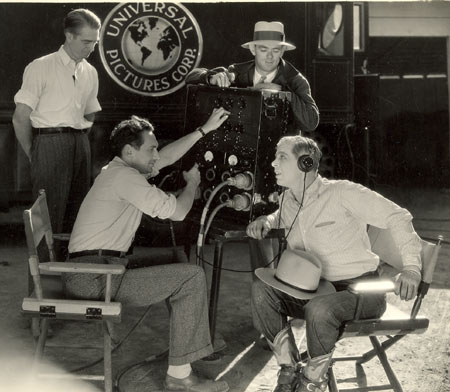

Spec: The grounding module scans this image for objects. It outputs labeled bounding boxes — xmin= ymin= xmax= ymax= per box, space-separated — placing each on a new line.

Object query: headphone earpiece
xmin=297 ymin=155 xmax=314 ymax=173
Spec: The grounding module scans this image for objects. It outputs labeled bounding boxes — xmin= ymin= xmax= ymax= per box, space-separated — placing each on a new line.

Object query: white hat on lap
xmin=255 ymin=248 xmax=335 ymax=299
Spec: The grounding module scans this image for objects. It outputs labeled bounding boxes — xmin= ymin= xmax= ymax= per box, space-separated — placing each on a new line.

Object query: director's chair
xmin=21 ymin=189 xmax=125 ymax=392
xmin=328 ymin=226 xmax=443 ymax=392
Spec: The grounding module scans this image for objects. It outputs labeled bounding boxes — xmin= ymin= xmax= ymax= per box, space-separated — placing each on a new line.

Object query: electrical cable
xmin=70 ymin=303 xmax=154 ymax=373
xmin=115 ymin=348 xmax=169 ymax=392
xmin=283 ymin=174 xmax=307 ymax=241
xmin=195 ymin=245 xmax=282 ymax=273
xmin=195 ymin=175 xmax=309 ymax=274
xmin=196 ymin=172 xmax=254 ymax=265
xmin=203 ymin=203 xmax=228 ymax=247
xmin=196 ymin=181 xmax=229 ymax=265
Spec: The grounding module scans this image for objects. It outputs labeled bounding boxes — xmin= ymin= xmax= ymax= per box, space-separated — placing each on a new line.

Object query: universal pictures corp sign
xmin=99 ymin=3 xmax=203 ymax=97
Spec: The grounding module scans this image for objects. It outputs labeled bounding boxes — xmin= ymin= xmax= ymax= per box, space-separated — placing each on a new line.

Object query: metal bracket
xmin=39 ymin=305 xmax=56 ymax=318
xmin=86 ymin=307 xmax=103 ymax=320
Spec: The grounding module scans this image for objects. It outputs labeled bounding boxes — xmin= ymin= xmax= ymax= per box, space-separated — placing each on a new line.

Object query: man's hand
xmin=183 ymin=163 xmax=201 ymax=188
xmin=209 ymin=71 xmax=235 ymax=87
xmin=246 ymin=217 xmax=271 ymax=240
xmin=395 ymin=270 xmax=421 ymax=301
xmin=201 ymin=107 xmax=230 ymax=133
xmin=252 ymin=82 xmax=282 ymax=91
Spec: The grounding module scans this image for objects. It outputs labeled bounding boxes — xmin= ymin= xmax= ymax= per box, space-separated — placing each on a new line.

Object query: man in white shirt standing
xmin=246 ymin=135 xmax=422 ymax=392
xmin=13 ymin=8 xmax=102 ymax=259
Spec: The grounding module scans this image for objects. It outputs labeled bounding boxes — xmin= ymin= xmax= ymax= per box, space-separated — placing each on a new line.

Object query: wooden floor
xmin=0 ymin=186 xmax=449 ymax=392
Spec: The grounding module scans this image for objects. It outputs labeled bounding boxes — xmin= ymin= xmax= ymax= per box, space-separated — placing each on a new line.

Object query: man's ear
xmin=123 ymin=144 xmax=135 ymax=157
xmin=65 ymin=31 xmax=74 ymax=42
xmin=280 ymin=47 xmax=286 ymax=57
xmin=249 ymin=44 xmax=256 ymax=56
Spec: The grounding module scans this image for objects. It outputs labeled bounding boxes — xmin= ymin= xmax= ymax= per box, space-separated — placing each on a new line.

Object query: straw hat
xmin=242 ymin=21 xmax=296 ymax=51
xmin=255 ymin=249 xmax=335 ymax=299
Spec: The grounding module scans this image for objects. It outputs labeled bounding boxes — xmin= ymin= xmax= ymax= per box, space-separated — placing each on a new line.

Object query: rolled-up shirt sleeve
xmin=115 ymin=170 xmax=177 ymax=220
xmin=14 ymin=60 xmax=43 ymax=110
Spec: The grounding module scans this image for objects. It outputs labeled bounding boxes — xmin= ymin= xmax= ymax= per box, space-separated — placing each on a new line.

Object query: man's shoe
xmin=273 ymin=365 xmax=298 ymax=392
xmin=164 ymin=372 xmax=229 ymax=392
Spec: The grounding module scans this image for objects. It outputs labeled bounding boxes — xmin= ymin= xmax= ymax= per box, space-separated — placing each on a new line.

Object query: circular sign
xmin=99 ymin=3 xmax=203 ymax=97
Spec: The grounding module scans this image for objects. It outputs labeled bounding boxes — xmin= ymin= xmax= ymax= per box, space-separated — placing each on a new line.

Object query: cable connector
xmin=226 ymin=193 xmax=252 ymax=211
xmin=227 ymin=171 xmax=253 ymax=190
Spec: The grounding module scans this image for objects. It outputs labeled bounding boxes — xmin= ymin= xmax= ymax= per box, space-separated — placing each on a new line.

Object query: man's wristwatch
xmin=197 ymin=127 xmax=206 ymax=137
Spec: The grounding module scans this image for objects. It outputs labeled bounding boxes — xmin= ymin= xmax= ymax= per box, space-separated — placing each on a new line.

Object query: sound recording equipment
xmin=182 ymin=84 xmax=292 ymax=224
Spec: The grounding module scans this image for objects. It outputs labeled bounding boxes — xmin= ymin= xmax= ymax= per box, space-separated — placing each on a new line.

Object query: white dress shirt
xmin=14 ymin=46 xmax=101 ymax=129
xmin=69 ymin=157 xmax=177 ymax=253
xmin=264 ymin=175 xmax=422 ymax=281
xmin=253 ymin=68 xmax=278 ymax=86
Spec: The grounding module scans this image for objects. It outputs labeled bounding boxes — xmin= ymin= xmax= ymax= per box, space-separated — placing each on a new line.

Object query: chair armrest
xmin=39 ymin=262 xmax=125 ymax=275
xmin=348 ymin=280 xmax=395 ymax=295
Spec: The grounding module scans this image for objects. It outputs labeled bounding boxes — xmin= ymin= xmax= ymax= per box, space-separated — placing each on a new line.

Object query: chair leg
xmin=32 ymin=318 xmax=50 ymax=374
xmin=104 ymin=322 xmax=113 ymax=392
xmin=31 ymin=318 xmax=41 ymax=340
xmin=357 ymin=335 xmax=405 ymax=365
xmin=328 ymin=367 xmax=339 ymax=392
xmin=369 ymin=336 xmax=403 ymax=392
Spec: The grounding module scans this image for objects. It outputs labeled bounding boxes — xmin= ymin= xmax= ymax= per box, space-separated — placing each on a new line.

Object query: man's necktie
xmin=258 ymin=75 xmax=267 ymax=84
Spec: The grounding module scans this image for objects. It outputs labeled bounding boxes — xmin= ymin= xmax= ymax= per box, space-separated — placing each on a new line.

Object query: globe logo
xmin=123 ymin=16 xmax=181 ymax=76
xmin=100 ymin=3 xmax=203 ymax=97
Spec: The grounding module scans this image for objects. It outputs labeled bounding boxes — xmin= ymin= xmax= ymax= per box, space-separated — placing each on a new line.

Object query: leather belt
xmin=32 ymin=127 xmax=88 ymax=135
xmin=68 ymin=249 xmax=127 ymax=259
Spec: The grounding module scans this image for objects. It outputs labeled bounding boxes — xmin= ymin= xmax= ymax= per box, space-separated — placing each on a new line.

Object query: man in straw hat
xmin=186 ymin=21 xmax=319 ymax=133
xmin=246 ymin=135 xmax=422 ymax=392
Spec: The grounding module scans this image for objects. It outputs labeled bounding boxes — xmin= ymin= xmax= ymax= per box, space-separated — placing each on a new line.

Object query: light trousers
xmin=63 ymin=254 xmax=213 ymax=365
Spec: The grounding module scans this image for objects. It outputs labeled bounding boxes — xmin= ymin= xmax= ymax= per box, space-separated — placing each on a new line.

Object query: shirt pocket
xmin=308 ymin=221 xmax=341 ymax=255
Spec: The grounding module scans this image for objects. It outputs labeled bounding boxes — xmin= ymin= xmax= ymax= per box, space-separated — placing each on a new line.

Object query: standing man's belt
xmin=32 ymin=127 xmax=88 ymax=135
xmin=69 ymin=249 xmax=127 ymax=259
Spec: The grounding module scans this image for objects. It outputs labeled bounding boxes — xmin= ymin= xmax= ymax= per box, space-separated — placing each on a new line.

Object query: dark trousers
xmin=252 ymin=270 xmax=387 ymax=358
xmin=31 ymin=132 xmax=91 ymax=260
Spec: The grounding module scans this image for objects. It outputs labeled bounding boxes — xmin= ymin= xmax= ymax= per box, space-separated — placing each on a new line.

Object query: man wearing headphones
xmin=246 ymin=135 xmax=422 ymax=392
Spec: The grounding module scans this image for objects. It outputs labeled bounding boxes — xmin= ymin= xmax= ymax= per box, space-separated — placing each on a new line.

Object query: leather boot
xmin=297 ymin=352 xmax=333 ymax=392
xmin=266 ymin=326 xmax=301 ymax=392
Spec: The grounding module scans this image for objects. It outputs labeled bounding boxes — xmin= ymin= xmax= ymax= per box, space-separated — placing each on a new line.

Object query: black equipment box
xmin=182 ymin=84 xmax=292 ymax=224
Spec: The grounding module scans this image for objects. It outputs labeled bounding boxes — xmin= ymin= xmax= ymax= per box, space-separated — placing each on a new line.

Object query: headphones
xmin=297 ymin=154 xmax=315 ymax=172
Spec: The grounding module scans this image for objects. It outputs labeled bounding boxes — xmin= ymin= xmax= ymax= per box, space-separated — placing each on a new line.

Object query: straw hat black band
xmin=253 ymin=31 xmax=285 ymax=42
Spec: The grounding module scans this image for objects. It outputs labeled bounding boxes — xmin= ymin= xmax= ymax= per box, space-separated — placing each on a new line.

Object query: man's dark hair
xmin=64 ymin=9 xmax=101 ymax=34
xmin=110 ymin=116 xmax=154 ymax=158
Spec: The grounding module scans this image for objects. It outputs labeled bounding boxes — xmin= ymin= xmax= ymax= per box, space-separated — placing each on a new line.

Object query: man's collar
xmin=254 ymin=67 xmax=278 ymax=84
xmin=304 ymin=174 xmax=323 ymax=196
xmin=286 ymin=174 xmax=324 ymax=203
xmin=58 ymin=45 xmax=85 ymax=66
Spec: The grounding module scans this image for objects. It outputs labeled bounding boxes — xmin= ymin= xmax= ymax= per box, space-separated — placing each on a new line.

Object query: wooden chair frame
xmin=328 ymin=226 xmax=443 ymax=392
xmin=21 ymin=189 xmax=125 ymax=392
